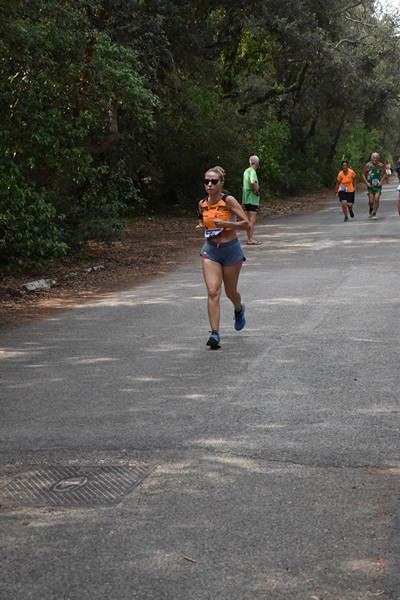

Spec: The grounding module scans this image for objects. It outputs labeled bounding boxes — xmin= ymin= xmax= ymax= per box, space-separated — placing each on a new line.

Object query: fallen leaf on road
xmin=183 ymin=556 xmax=197 ymax=563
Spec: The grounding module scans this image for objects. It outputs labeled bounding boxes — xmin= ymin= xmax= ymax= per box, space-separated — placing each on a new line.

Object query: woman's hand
xmin=213 ymin=218 xmax=225 ymax=228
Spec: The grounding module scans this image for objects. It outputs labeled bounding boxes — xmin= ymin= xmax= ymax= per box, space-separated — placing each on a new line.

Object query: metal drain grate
xmin=0 ymin=464 xmax=153 ymax=508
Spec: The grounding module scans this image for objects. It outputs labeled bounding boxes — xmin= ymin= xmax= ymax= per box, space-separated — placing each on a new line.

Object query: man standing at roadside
xmin=362 ymin=152 xmax=386 ymax=220
xmin=242 ymin=155 xmax=261 ymax=245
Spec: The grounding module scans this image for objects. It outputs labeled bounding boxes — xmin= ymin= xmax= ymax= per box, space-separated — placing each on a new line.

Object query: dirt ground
xmin=0 ymin=192 xmax=333 ymax=333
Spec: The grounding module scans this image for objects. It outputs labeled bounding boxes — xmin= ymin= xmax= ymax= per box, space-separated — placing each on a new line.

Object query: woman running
xmin=197 ymin=166 xmax=249 ymax=349
xmin=336 ymin=160 xmax=357 ymax=222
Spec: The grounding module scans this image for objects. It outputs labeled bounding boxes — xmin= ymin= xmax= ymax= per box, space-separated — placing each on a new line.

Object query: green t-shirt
xmin=366 ymin=163 xmax=384 ymax=186
xmin=242 ymin=167 xmax=259 ymax=205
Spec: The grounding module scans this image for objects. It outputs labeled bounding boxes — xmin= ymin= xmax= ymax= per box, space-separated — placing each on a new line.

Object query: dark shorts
xmin=367 ymin=187 xmax=382 ymax=195
xmin=339 ymin=191 xmax=355 ymax=203
xmin=243 ymin=203 xmax=258 ymax=212
xmin=200 ymin=237 xmax=246 ymax=267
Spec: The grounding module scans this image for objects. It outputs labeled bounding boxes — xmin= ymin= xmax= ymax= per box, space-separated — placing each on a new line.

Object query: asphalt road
xmin=1 ymin=180 xmax=400 ymax=600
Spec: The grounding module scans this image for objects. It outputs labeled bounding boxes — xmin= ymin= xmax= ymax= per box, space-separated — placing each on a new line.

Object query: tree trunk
xmin=85 ymin=100 xmax=120 ymax=157
xmin=328 ymin=111 xmax=346 ymax=164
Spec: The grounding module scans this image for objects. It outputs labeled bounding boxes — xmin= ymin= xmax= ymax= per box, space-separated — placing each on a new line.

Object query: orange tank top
xmin=199 ymin=195 xmax=234 ymax=230
xmin=337 ymin=168 xmax=356 ymax=192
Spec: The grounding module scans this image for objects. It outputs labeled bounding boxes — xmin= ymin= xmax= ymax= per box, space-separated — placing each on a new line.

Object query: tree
xmin=0 ymin=0 xmax=159 ymax=270
xmin=1 ymin=0 xmax=399 ymax=272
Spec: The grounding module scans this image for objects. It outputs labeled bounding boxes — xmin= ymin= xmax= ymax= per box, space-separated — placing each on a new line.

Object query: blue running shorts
xmin=200 ymin=237 xmax=246 ymax=267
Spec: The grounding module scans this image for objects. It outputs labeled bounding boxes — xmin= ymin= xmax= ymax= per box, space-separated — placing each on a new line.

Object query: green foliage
xmin=335 ymin=124 xmax=383 ymax=177
xmin=145 ymin=80 xmax=250 ymax=212
xmin=0 ymin=165 xmax=67 ymax=271
xmin=0 ymin=0 xmax=159 ymax=272
xmin=83 ymin=32 xmax=159 ymax=126
xmin=252 ymin=115 xmax=291 ymax=194
xmin=1 ymin=0 xmax=400 ymax=273
xmin=61 ymin=162 xmax=138 ymax=245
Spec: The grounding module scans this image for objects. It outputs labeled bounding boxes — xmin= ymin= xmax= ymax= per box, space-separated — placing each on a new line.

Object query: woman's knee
xmin=225 ymin=291 xmax=240 ymax=305
xmin=207 ymin=286 xmax=221 ymax=300
xmin=224 ymin=281 xmax=240 ymax=302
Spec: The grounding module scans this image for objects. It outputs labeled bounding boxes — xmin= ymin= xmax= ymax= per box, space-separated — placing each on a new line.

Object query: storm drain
xmin=0 ymin=464 xmax=153 ymax=508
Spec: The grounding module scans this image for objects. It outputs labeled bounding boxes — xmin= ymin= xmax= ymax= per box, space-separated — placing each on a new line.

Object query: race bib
xmin=340 ymin=185 xmax=347 ymax=192
xmin=371 ymin=178 xmax=379 ymax=186
xmin=204 ymin=228 xmax=223 ymax=238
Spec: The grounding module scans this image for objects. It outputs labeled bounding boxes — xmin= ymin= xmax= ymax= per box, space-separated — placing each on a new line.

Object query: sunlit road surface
xmin=1 ymin=181 xmax=399 ymax=599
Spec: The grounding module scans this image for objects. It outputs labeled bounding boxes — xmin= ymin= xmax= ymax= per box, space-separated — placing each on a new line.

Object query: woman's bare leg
xmin=222 ymin=262 xmax=243 ymax=312
xmin=202 ymin=259 xmax=223 ymax=331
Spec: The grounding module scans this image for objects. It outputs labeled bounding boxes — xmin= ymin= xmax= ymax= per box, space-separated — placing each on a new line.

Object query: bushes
xmin=0 ymin=166 xmax=67 ymax=271
xmin=0 ymin=0 xmax=159 ymax=273
xmin=1 ymin=0 xmax=398 ymax=274
xmin=142 ymin=81 xmax=250 ymax=213
xmin=61 ymin=162 xmax=138 ymax=246
xmin=334 ymin=123 xmax=383 ymax=175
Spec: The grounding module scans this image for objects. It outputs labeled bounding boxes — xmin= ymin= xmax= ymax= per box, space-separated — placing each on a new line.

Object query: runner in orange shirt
xmin=336 ymin=160 xmax=357 ymax=222
xmin=196 ymin=166 xmax=249 ymax=349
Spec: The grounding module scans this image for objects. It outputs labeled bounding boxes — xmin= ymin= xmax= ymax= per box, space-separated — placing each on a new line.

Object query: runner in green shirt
xmin=242 ymin=155 xmax=261 ymax=244
xmin=362 ymin=152 xmax=386 ymax=220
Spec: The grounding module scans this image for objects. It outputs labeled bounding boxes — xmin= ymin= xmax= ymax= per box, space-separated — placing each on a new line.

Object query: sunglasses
xmin=203 ymin=178 xmax=220 ymax=185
